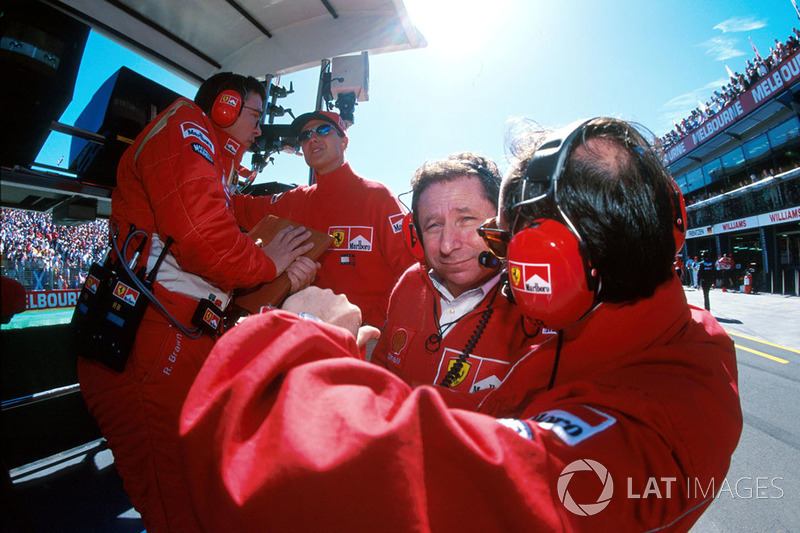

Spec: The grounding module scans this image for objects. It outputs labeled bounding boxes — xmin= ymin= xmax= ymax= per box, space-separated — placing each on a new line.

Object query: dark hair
xmin=410 ymin=152 xmax=500 ymax=239
xmin=193 ymin=72 xmax=267 ymax=116
xmin=502 ymin=118 xmax=676 ymax=303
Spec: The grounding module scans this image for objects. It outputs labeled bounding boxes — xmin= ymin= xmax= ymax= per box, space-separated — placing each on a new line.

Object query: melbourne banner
xmin=666 ymin=49 xmax=800 ymax=164
xmin=25 ymin=289 xmax=81 ymax=310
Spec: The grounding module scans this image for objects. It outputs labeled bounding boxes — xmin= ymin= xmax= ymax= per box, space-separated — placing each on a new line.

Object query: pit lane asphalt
xmin=684 ymin=286 xmax=800 ymax=532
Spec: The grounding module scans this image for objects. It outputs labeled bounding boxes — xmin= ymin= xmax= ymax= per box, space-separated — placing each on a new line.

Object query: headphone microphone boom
xmin=479 ymin=251 xmax=501 ymax=269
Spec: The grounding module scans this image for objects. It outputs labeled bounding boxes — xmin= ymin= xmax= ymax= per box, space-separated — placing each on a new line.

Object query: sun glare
xmin=403 ymin=0 xmax=512 ymax=57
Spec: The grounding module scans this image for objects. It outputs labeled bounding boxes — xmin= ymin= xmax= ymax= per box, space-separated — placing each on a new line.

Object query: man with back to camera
xmin=699 ymin=251 xmax=716 ymax=310
xmin=248 ymin=110 xmax=415 ymax=327
xmin=77 ymin=72 xmax=318 ymax=533
xmin=179 ymin=117 xmax=741 ymax=532
xmin=372 ymin=152 xmax=545 ymax=392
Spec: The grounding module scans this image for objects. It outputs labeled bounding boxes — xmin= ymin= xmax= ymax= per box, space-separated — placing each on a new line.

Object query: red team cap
xmin=291 ymin=110 xmax=348 ymax=136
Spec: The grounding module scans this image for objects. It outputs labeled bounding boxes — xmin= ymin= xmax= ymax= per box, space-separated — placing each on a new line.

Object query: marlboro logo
xmin=509 ymin=262 xmax=552 ymax=294
xmin=328 ymin=226 xmax=373 ymax=252
xmin=85 ymin=274 xmax=100 ymax=294
xmin=113 ymin=281 xmax=140 ymax=306
xmin=203 ymin=308 xmax=220 ymax=329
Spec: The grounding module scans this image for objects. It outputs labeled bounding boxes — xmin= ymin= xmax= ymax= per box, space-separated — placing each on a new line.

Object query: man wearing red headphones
xmin=371 ymin=153 xmax=540 ymax=393
xmin=245 ymin=109 xmax=414 ymax=328
xmin=78 ymin=72 xmax=318 ymax=532
xmin=180 ymin=118 xmax=741 ymax=532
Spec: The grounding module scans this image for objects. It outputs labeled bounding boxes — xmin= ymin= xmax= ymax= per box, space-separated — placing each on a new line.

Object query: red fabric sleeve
xmin=133 ymin=103 xmax=276 ymax=290
xmin=180 ymin=311 xmax=560 ymax=531
xmin=180 ymin=310 xmax=737 ymax=531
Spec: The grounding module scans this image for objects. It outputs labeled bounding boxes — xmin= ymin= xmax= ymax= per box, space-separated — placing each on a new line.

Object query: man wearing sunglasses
xmin=253 ymin=109 xmax=415 ymax=328
xmin=181 ymin=117 xmax=740 ymax=532
xmin=372 ymin=153 xmax=540 ymax=393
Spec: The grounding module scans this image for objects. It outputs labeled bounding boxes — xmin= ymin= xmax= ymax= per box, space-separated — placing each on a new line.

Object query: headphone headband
xmin=514 ymin=118 xmax=593 ymax=212
xmin=463 ymin=161 xmax=499 ymax=182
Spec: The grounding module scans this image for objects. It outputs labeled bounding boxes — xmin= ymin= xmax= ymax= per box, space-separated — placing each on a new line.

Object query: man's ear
xmin=342 ymin=137 xmax=348 ymax=150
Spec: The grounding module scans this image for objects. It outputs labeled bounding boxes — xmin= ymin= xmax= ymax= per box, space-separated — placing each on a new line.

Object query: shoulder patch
xmin=181 ymin=122 xmax=214 ymax=153
xmin=385 ymin=327 xmax=412 ymax=367
xmin=530 ymin=406 xmax=616 ymax=446
xmin=224 ymin=138 xmax=240 ymax=156
xmin=191 ymin=143 xmax=214 ymax=164
xmin=497 ymin=418 xmax=534 ymax=440
xmin=388 ymin=213 xmax=404 ymax=234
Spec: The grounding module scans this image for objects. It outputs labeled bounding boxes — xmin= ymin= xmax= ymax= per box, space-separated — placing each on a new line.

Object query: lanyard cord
xmin=439 ymin=283 xmax=502 ymax=388
xmin=425 ymin=295 xmax=467 ymax=352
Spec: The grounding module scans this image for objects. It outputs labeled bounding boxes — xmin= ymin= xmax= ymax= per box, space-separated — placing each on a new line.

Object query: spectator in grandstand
xmin=180 ymin=117 xmax=741 ymax=532
xmin=0 ymin=208 xmax=109 ymax=290
xmin=659 ymin=32 xmax=797 ymax=149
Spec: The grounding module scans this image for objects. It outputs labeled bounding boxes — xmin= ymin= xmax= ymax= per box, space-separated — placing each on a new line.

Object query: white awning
xmin=48 ymin=0 xmax=426 ymax=83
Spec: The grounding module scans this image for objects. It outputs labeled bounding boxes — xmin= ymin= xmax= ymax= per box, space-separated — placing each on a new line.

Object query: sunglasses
xmin=477 ymin=217 xmax=511 ymax=260
xmin=298 ymin=123 xmax=334 ymax=143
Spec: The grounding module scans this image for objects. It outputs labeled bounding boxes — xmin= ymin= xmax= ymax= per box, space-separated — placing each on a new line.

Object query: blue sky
xmin=37 ymin=0 xmax=798 ymax=198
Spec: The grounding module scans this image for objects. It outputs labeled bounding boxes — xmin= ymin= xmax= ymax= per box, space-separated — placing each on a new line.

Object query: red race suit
xmin=372 ymin=263 xmax=548 ymax=391
xmin=180 ymin=276 xmax=742 ymax=532
xmin=238 ymin=162 xmax=414 ymax=327
xmin=78 ymin=97 xmax=279 ymax=533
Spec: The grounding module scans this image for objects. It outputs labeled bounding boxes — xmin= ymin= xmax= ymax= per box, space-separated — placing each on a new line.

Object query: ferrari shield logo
xmin=332 ymin=230 xmax=346 ymax=248
xmin=445 ymin=359 xmax=471 ymax=387
xmin=203 ymin=309 xmax=220 ymax=329
xmin=511 ymin=265 xmax=522 ymax=287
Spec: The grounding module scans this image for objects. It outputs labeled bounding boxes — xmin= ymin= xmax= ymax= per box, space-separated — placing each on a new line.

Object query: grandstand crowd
xmin=1 ymin=208 xmax=109 ymax=290
xmin=660 ymin=29 xmax=800 ymax=150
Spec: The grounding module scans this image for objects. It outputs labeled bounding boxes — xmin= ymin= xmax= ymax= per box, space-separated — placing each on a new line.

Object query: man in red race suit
xmin=372 ymin=152 xmax=543 ymax=392
xmin=245 ymin=110 xmax=415 ymax=327
xmin=78 ymin=73 xmax=317 ymax=533
xmin=180 ymin=117 xmax=742 ymax=532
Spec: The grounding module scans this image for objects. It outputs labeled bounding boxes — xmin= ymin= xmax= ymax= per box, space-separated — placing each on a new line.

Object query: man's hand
xmin=282 ymin=287 xmax=362 ymax=339
xmin=285 ymin=256 xmax=320 ymax=293
xmin=257 ymin=226 xmax=314 ymax=275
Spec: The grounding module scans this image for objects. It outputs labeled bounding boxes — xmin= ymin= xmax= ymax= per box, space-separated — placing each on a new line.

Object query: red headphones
xmin=402 ymin=212 xmax=426 ymax=262
xmin=211 ymin=89 xmax=243 ymax=127
xmin=505 ymin=119 xmax=687 ymax=330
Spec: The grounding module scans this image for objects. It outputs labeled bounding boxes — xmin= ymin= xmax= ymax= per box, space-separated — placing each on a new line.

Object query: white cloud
xmin=713 ymin=16 xmax=767 ymax=33
xmin=701 ymin=78 xmax=730 ymax=90
xmin=658 ymin=77 xmax=730 ymax=134
xmin=699 ymin=36 xmax=746 ymax=61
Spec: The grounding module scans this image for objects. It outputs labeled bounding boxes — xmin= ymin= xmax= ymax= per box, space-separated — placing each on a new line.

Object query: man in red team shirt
xmin=180 ymin=117 xmax=741 ymax=532
xmin=247 ymin=110 xmax=415 ymax=327
xmin=78 ymin=73 xmax=317 ymax=533
xmin=372 ymin=152 xmax=539 ymax=392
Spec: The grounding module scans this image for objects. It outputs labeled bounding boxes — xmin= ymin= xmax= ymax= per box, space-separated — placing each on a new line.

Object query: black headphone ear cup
xmin=402 ymin=212 xmax=426 ymax=262
xmin=506 ymin=220 xmax=596 ymax=329
xmin=211 ymin=89 xmax=242 ymax=127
